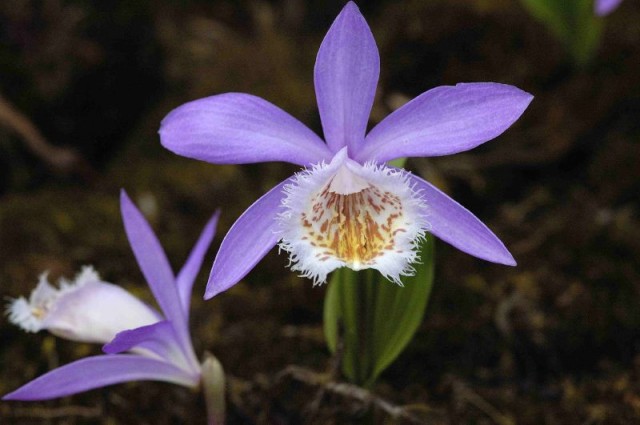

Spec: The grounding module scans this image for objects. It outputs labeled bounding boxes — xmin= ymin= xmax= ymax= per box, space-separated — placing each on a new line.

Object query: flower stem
xmin=201 ymin=352 xmax=226 ymax=425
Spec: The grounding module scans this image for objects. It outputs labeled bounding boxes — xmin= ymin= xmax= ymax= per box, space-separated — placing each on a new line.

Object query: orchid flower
xmin=595 ymin=0 xmax=623 ymax=16
xmin=4 ymin=190 xmax=222 ymax=420
xmin=160 ymin=2 xmax=533 ymax=299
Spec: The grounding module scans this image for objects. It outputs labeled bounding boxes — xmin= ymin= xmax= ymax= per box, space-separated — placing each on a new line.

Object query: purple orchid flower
xmin=595 ymin=0 xmax=623 ymax=16
xmin=4 ymin=190 xmax=220 ymax=403
xmin=160 ymin=2 xmax=533 ymax=299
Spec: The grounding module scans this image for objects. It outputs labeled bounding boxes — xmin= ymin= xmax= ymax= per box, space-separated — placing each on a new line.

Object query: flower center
xmin=303 ymin=180 xmax=405 ymax=269
xmin=279 ymin=153 xmax=428 ymax=285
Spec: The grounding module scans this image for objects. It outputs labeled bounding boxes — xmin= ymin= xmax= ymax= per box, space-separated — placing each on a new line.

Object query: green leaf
xmin=323 ymin=236 xmax=435 ymax=386
xmin=387 ymin=158 xmax=407 ymax=168
xmin=519 ymin=0 xmax=570 ymax=40
xmin=518 ymin=0 xmax=602 ymax=65
xmin=369 ymin=236 xmax=434 ymax=385
xmin=323 ymin=267 xmax=361 ymax=382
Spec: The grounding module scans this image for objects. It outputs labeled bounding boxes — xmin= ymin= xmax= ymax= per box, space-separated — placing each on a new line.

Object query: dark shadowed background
xmin=1 ymin=0 xmax=639 ymax=423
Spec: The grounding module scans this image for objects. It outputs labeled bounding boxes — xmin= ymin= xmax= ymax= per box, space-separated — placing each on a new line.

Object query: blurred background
xmin=1 ymin=0 xmax=639 ymax=423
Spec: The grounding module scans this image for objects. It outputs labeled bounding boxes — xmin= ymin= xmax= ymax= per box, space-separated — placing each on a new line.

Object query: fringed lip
xmin=278 ymin=151 xmax=429 ymax=285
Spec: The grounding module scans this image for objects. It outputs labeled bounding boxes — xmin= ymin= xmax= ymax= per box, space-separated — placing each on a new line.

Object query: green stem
xmin=201 ymin=352 xmax=226 ymax=425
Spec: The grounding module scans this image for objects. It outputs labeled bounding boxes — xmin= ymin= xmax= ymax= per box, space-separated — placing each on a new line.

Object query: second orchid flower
xmin=5 ymin=191 xmax=225 ymax=424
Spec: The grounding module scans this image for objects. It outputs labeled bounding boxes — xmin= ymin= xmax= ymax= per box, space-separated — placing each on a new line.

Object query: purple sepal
xmin=595 ymin=0 xmax=623 ymax=16
xmin=120 ymin=191 xmax=191 ymax=349
xmin=205 ymin=179 xmax=290 ymax=299
xmin=2 ymin=355 xmax=198 ymax=401
xmin=176 ymin=210 xmax=220 ymax=313
xmin=358 ymin=83 xmax=533 ymax=163
xmin=314 ymin=1 xmax=379 ymax=154
xmin=160 ymin=93 xmax=331 ymax=166
xmin=409 ymin=174 xmax=516 ymax=266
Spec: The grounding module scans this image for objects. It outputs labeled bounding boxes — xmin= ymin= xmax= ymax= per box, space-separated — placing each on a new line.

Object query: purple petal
xmin=357 ymin=83 xmax=533 ymax=163
xmin=103 ymin=321 xmax=197 ymax=372
xmin=314 ymin=1 xmax=379 ymax=154
xmin=120 ymin=191 xmax=190 ymax=351
xmin=160 ymin=93 xmax=331 ymax=166
xmin=176 ymin=210 xmax=220 ymax=313
xmin=205 ymin=179 xmax=289 ymax=299
xmin=595 ymin=0 xmax=623 ymax=16
xmin=410 ymin=174 xmax=516 ymax=266
xmin=2 ymin=355 xmax=198 ymax=401
xmin=103 ymin=321 xmax=175 ymax=356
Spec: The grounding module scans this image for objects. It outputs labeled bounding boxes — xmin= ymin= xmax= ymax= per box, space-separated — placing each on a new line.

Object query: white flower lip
xmin=278 ymin=150 xmax=429 ymax=285
xmin=6 ymin=272 xmax=58 ymax=333
xmin=6 ymin=266 xmax=160 ymax=344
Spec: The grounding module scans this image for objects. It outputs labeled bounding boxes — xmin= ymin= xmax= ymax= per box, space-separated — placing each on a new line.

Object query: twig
xmin=304 ymin=322 xmax=346 ymax=421
xmin=451 ymin=378 xmax=514 ymax=425
xmin=278 ymin=365 xmax=430 ymax=424
xmin=0 ymin=93 xmax=96 ymax=179
xmin=7 ymin=404 xmax=102 ymax=419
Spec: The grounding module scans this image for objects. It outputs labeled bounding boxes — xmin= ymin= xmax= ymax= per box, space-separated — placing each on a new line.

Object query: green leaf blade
xmin=323 ymin=237 xmax=435 ymax=387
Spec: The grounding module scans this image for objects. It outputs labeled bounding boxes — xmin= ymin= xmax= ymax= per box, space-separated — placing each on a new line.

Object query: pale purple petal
xmin=206 ymin=179 xmax=290 ymax=299
xmin=103 ymin=321 xmax=177 ymax=357
xmin=314 ymin=1 xmax=379 ymax=154
xmin=2 ymin=355 xmax=198 ymax=401
xmin=595 ymin=0 xmax=623 ymax=16
xmin=120 ymin=191 xmax=190 ymax=349
xmin=410 ymin=174 xmax=516 ymax=266
xmin=102 ymin=320 xmax=188 ymax=364
xmin=160 ymin=93 xmax=331 ymax=166
xmin=357 ymin=83 xmax=533 ymax=163
xmin=176 ymin=210 xmax=220 ymax=313
xmin=103 ymin=321 xmax=197 ymax=372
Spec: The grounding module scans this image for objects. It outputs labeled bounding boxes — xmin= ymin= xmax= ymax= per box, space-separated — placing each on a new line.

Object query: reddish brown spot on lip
xmin=300 ymin=178 xmax=406 ymax=268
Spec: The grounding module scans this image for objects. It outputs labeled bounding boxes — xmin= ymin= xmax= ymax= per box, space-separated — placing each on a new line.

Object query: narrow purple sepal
xmin=205 ymin=179 xmax=289 ymax=299
xmin=2 ymin=355 xmax=198 ymax=401
xmin=357 ymin=83 xmax=533 ymax=163
xmin=120 ymin=191 xmax=191 ymax=353
xmin=176 ymin=210 xmax=220 ymax=313
xmin=595 ymin=0 xmax=623 ymax=16
xmin=314 ymin=1 xmax=379 ymax=154
xmin=409 ymin=174 xmax=516 ymax=266
xmin=160 ymin=93 xmax=331 ymax=166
